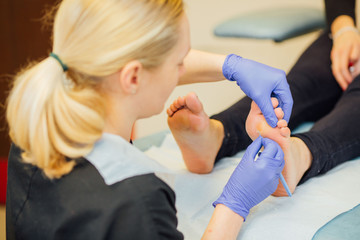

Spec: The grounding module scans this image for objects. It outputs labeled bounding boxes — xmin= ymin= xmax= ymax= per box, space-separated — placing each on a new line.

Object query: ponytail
xmin=7 ymin=57 xmax=105 ymax=178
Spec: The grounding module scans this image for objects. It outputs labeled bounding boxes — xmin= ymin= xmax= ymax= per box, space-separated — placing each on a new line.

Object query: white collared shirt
xmin=86 ymin=133 xmax=170 ymax=186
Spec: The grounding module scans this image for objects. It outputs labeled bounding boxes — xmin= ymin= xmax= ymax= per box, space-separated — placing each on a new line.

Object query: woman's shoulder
xmin=8 ymin=143 xmax=175 ymax=202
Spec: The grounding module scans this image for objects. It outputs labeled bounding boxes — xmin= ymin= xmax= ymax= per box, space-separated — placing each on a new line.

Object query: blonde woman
xmin=6 ymin=0 xmax=287 ymax=239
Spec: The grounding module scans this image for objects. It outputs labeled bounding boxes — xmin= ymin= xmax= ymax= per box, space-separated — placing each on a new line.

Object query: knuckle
xmin=251 ymin=91 xmax=263 ymax=100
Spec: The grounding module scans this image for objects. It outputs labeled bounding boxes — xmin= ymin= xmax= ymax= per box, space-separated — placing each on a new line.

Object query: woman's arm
xmin=330 ymin=15 xmax=360 ymax=90
xmin=202 ymin=204 xmax=243 ymax=240
xmin=179 ymin=50 xmax=293 ymax=127
xmin=202 ymin=137 xmax=285 ymax=239
xmin=325 ymin=0 xmax=356 ymax=28
xmin=326 ymin=0 xmax=360 ymax=90
xmin=178 ymin=49 xmax=226 ymax=85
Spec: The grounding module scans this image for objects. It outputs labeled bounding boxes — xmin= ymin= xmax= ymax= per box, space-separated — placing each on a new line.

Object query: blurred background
xmin=0 ymin=0 xmax=331 ymax=239
xmin=135 ymin=0 xmax=326 ymax=139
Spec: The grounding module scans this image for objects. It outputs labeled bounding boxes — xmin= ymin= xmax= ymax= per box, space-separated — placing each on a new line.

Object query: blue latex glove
xmin=223 ymin=54 xmax=293 ymax=127
xmin=213 ymin=137 xmax=285 ymax=220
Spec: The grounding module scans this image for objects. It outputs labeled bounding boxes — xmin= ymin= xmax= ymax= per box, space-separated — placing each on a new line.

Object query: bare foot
xmin=167 ymin=92 xmax=224 ymax=173
xmin=245 ymin=98 xmax=288 ymax=140
xmin=246 ymin=100 xmax=312 ymax=196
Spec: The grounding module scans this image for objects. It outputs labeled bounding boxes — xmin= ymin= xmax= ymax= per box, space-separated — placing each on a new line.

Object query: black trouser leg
xmin=295 ymin=75 xmax=360 ymax=183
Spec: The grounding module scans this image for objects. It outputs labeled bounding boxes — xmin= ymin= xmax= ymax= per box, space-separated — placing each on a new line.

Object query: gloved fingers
xmin=273 ymin=86 xmax=293 ymax=123
xmin=244 ymin=136 xmax=263 ymax=161
xmin=268 ymin=176 xmax=281 ymax=194
xmin=273 ymin=143 xmax=284 ymax=161
xmin=277 ymin=157 xmax=285 ymax=172
xmin=272 ymin=152 xmax=285 ymax=173
xmin=256 ymin=97 xmax=278 ymax=128
xmin=258 ymin=138 xmax=285 ymax=170
xmin=273 ymin=147 xmax=285 ymax=172
xmin=260 ymin=138 xmax=282 ymax=159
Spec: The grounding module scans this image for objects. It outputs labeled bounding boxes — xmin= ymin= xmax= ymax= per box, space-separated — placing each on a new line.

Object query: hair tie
xmin=49 ymin=52 xmax=68 ymax=72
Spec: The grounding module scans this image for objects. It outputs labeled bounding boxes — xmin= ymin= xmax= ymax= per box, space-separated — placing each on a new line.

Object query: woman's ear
xmin=119 ymin=60 xmax=143 ymax=94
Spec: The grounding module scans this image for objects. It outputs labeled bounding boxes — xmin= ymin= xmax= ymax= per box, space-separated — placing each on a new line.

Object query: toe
xmin=185 ymin=92 xmax=203 ymax=114
xmin=280 ymin=127 xmax=291 ymax=138
xmin=277 ymin=119 xmax=288 ymax=128
xmin=167 ymin=108 xmax=174 ymax=117
xmin=173 ymin=99 xmax=182 ymax=109
xmin=178 ymin=96 xmax=185 ymax=106
xmin=274 ymin=107 xmax=284 ymax=120
xmin=170 ymin=104 xmax=178 ymax=113
xmin=271 ymin=97 xmax=279 ymax=108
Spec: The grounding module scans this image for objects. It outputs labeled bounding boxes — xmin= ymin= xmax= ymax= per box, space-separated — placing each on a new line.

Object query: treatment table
xmin=134 ymin=123 xmax=360 ymax=239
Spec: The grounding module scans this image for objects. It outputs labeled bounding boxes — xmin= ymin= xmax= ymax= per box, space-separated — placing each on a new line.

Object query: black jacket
xmin=6 ymin=144 xmax=183 ymax=239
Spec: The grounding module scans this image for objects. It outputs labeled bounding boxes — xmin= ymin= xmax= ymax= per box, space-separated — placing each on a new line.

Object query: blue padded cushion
xmin=312 ymin=204 xmax=360 ymax=240
xmin=133 ymin=130 xmax=170 ymax=151
xmin=214 ymin=7 xmax=326 ymax=42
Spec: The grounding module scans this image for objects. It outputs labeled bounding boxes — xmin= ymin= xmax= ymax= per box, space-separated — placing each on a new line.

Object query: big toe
xmin=185 ymin=92 xmax=203 ymax=114
xmin=280 ymin=127 xmax=291 ymax=138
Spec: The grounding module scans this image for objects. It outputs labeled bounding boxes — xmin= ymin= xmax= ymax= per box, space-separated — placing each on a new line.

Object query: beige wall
xmin=135 ymin=0 xmax=325 ymax=138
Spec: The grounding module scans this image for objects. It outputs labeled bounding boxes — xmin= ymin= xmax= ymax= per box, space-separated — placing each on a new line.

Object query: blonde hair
xmin=6 ymin=0 xmax=184 ymax=179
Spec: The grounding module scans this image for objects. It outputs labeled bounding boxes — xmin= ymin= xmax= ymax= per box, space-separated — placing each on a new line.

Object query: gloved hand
xmin=213 ymin=137 xmax=285 ymax=220
xmin=223 ymin=54 xmax=293 ymax=127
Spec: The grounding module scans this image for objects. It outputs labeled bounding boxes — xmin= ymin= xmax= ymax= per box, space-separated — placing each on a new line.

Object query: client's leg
xmin=246 ymin=100 xmax=312 ymax=196
xmin=294 ymin=76 xmax=360 ymax=184
xmin=286 ymin=31 xmax=342 ymax=129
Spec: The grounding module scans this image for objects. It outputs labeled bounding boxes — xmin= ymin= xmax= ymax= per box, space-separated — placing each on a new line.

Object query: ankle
xmin=210 ymin=119 xmax=225 ymax=150
xmin=292 ymin=137 xmax=312 ymax=175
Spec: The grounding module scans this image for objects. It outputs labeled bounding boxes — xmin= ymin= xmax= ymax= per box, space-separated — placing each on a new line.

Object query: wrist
xmin=331 ymin=26 xmax=359 ymax=41
xmin=213 ymin=193 xmax=249 ymax=220
xmin=222 ymin=54 xmax=242 ymax=81
xmin=331 ymin=15 xmax=357 ymax=40
xmin=203 ymin=204 xmax=243 ymax=240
